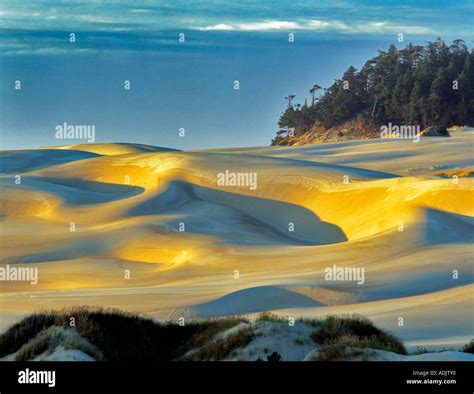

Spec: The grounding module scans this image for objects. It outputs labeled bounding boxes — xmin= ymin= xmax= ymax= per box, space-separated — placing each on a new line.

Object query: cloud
xmin=196 ymin=19 xmax=433 ymax=34
xmin=198 ymin=20 xmax=302 ymax=31
xmin=359 ymin=22 xmax=432 ymax=34
xmin=199 ymin=23 xmax=235 ymax=31
xmin=0 ymin=10 xmax=41 ymax=17
xmin=1 ymin=47 xmax=94 ymax=56
xmin=129 ymin=9 xmax=151 ymax=14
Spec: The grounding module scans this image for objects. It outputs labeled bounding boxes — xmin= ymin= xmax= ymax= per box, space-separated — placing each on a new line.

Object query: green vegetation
xmin=311 ymin=335 xmax=378 ymax=361
xmin=15 ymin=326 xmax=104 ymax=361
xmin=414 ymin=346 xmax=430 ymax=355
xmin=1 ymin=308 xmax=411 ymax=362
xmin=461 ymin=339 xmax=474 ymax=353
xmin=0 ymin=307 xmax=241 ymax=362
xmin=186 ymin=317 xmax=246 ymax=349
xmin=273 ymin=38 xmax=474 ymax=145
xmin=183 ymin=327 xmax=254 ymax=361
xmin=256 ymin=312 xmax=285 ymax=323
xmin=310 ymin=314 xmax=406 ymax=360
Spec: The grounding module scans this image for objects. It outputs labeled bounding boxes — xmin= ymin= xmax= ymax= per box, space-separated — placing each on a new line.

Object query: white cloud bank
xmin=199 ymin=21 xmax=300 ymax=31
xmin=197 ymin=19 xmax=433 ymax=34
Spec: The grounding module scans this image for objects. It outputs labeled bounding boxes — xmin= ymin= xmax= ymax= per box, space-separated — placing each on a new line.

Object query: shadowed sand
xmin=0 ymin=130 xmax=473 ymax=348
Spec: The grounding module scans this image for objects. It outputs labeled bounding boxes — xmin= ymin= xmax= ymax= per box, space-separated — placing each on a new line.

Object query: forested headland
xmin=272 ymin=38 xmax=474 ymax=146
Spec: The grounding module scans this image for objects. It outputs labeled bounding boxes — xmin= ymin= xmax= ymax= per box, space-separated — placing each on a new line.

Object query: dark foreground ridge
xmin=2 ymin=306 xmax=472 ymax=362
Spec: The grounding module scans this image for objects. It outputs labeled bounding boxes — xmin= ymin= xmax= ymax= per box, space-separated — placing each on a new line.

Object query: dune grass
xmin=15 ymin=326 xmax=104 ymax=361
xmin=1 ymin=308 xmax=409 ymax=362
xmin=14 ymin=328 xmax=53 ymax=362
xmin=0 ymin=306 xmax=233 ymax=361
xmin=310 ymin=335 xmax=386 ymax=361
xmin=254 ymin=312 xmax=407 ymax=361
xmin=187 ymin=317 xmax=247 ymax=349
xmin=256 ymin=312 xmax=285 ymax=323
xmin=183 ymin=327 xmax=254 ymax=361
xmin=0 ymin=312 xmax=57 ymax=358
xmin=310 ymin=314 xmax=406 ymax=360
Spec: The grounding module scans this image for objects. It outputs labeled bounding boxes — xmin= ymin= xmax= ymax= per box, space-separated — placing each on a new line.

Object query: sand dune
xmin=191 ymin=285 xmax=323 ymax=316
xmin=55 ymin=143 xmax=179 ymax=156
xmin=0 ymin=133 xmax=473 ymax=348
xmin=0 ymin=149 xmax=98 ymax=174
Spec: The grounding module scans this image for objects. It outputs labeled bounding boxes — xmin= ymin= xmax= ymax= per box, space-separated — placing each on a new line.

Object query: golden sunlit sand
xmin=1 ymin=130 xmax=473 ymax=348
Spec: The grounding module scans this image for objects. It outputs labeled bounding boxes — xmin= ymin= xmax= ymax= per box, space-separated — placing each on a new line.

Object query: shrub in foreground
xmin=0 ymin=307 xmax=243 ymax=361
xmin=311 ymin=314 xmax=406 ymax=356
xmin=461 ymin=339 xmax=474 ymax=354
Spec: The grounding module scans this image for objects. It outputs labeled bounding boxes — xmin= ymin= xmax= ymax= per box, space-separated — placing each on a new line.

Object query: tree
xmin=284 ymin=93 xmax=295 ymax=108
xmin=310 ymin=84 xmax=322 ymax=106
xmin=429 ymin=68 xmax=451 ymax=126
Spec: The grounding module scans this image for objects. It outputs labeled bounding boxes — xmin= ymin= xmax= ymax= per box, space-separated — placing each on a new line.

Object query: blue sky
xmin=1 ymin=0 xmax=473 ymax=150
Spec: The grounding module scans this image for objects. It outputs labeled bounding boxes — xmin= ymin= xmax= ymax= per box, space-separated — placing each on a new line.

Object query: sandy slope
xmin=0 ymin=132 xmax=473 ymax=349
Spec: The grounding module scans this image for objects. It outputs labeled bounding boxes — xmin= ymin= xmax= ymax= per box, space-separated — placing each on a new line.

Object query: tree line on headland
xmin=272 ymin=38 xmax=474 ymax=145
